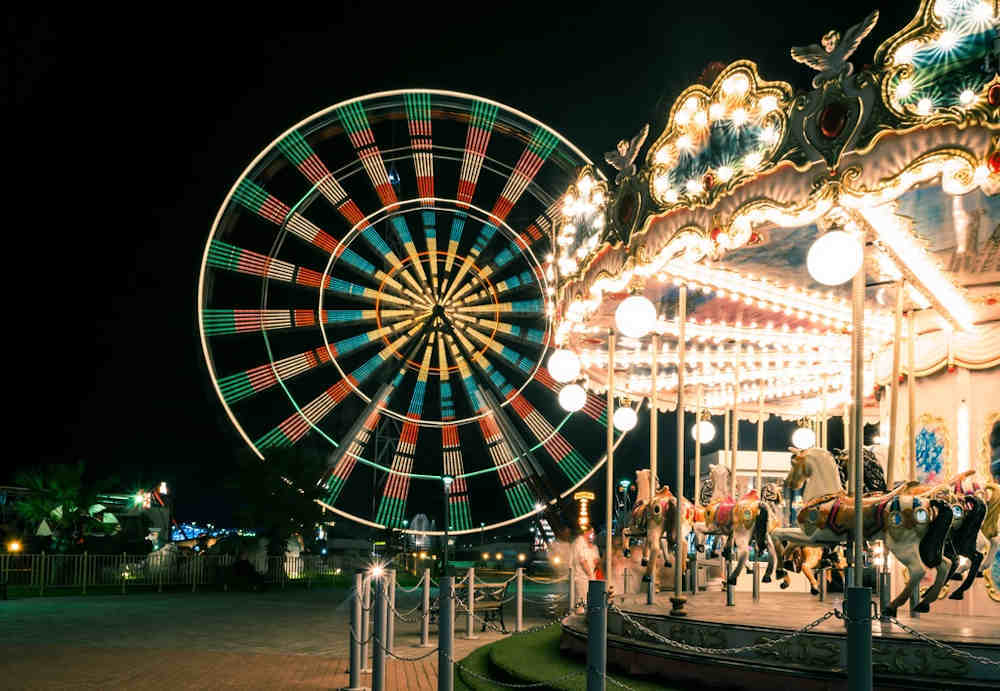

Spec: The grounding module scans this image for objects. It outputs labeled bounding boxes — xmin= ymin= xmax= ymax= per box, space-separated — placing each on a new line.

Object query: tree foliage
xmin=15 ymin=460 xmax=117 ymax=552
xmin=225 ymin=445 xmax=328 ymax=554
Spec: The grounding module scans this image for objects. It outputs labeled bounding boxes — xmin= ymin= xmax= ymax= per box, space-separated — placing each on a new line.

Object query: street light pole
xmin=442 ymin=476 xmax=454 ymax=576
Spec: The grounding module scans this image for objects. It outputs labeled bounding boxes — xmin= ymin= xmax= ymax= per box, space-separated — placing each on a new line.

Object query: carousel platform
xmin=560 ymin=590 xmax=1000 ymax=690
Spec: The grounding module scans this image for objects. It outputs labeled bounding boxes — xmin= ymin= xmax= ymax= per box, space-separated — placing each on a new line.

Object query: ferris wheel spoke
xmin=451 ymin=312 xmax=548 ymax=351
xmin=405 ymin=92 xmax=434 ymax=202
xmin=453 ymin=269 xmax=537 ymax=308
xmin=448 ymin=241 xmax=523 ymax=303
xmin=374 ymin=337 xmax=436 ymax=528
xmin=443 ymin=127 xmax=560 ymax=304
xmin=436 ymin=337 xmax=472 ymax=530
xmin=456 ymin=99 xmax=499 ymax=208
xmin=443 ymin=334 xmax=540 ymax=517
xmin=216 ymin=346 xmax=330 ymax=405
xmin=421 ymin=211 xmax=440 ymax=293
xmin=255 ymin=320 xmax=427 ymax=450
xmin=450 ymin=320 xmax=538 ymax=376
xmin=451 ymin=298 xmax=544 ymax=319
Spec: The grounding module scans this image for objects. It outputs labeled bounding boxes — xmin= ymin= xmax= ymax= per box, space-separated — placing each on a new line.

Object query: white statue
xmin=791 ymin=10 xmax=879 ymax=87
xmin=604 ymin=124 xmax=649 ymax=184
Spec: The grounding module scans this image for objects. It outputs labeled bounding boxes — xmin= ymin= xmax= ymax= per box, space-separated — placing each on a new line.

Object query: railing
xmin=0 ymin=552 xmax=351 ymax=596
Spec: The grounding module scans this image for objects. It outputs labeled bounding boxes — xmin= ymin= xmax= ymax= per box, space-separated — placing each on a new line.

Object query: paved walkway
xmin=0 ymin=586 xmax=558 ymax=688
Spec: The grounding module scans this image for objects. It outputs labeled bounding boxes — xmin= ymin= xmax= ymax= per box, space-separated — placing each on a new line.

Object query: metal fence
xmin=0 ymin=552 xmax=350 ymax=596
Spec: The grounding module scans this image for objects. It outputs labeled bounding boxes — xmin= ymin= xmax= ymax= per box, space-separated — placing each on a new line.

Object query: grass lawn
xmin=456 ymin=624 xmax=683 ymax=690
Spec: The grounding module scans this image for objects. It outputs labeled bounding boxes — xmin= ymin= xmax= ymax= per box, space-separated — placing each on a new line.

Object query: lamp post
xmin=442 ymin=475 xmax=454 ymax=576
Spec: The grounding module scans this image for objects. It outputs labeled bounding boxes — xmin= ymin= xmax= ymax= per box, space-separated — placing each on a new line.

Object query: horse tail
xmin=982 ymin=483 xmax=1000 ymax=540
xmin=919 ymin=499 xmax=953 ymax=568
xmin=753 ymin=501 xmax=768 ymax=551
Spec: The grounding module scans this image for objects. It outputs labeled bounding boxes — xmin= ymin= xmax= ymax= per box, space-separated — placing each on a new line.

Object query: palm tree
xmin=15 ymin=461 xmax=113 ymax=553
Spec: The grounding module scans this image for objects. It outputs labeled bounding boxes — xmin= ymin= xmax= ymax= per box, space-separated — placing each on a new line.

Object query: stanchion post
xmin=348 ymin=571 xmax=364 ymax=691
xmin=438 ymin=576 xmax=455 ymax=691
xmin=420 ymin=568 xmax=432 ymax=647
xmin=752 ymin=556 xmax=760 ymax=603
xmin=623 ymin=567 xmax=631 ymax=595
xmin=516 ymin=567 xmax=524 ymax=632
xmin=586 ymin=580 xmax=607 ymax=691
xmin=465 ymin=566 xmax=477 ymax=639
xmin=846 ymin=586 xmax=873 ymax=691
xmin=386 ymin=569 xmax=396 ymax=654
xmin=726 ymin=552 xmax=735 ymax=607
xmin=910 ymin=581 xmax=920 ymax=618
xmin=372 ymin=572 xmax=387 ymax=691
xmin=361 ymin=573 xmax=372 ymax=672
xmin=819 ymin=568 xmax=826 ymax=601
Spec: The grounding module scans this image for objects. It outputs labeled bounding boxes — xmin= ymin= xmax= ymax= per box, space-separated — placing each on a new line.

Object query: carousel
xmin=554 ymin=1 xmax=1000 ymax=688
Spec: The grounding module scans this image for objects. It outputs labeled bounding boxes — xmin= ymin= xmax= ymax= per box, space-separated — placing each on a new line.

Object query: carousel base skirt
xmin=560 ymin=591 xmax=1000 ymax=689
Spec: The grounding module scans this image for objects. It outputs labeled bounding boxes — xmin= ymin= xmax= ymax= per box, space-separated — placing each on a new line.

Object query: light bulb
xmin=806 ymin=230 xmax=862 ymax=286
xmin=558 ymin=384 xmax=587 ymax=412
xmin=615 ymin=295 xmax=657 ymax=339
xmin=791 ymin=426 xmax=816 ymax=450
xmin=613 ymin=406 xmax=638 ymax=432
xmin=547 ymin=349 xmax=581 ymax=383
xmin=691 ymin=420 xmax=716 ymax=443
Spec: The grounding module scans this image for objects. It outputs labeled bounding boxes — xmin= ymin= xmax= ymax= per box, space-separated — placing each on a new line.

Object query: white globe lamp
xmin=691 ymin=419 xmax=716 ymax=443
xmin=614 ymin=295 xmax=657 ymax=339
xmin=547 ymin=349 xmax=581 ymax=383
xmin=613 ymin=406 xmax=638 ymax=432
xmin=558 ymin=384 xmax=587 ymax=412
xmin=806 ymin=230 xmax=863 ymax=286
xmin=791 ymin=426 xmax=817 ymax=450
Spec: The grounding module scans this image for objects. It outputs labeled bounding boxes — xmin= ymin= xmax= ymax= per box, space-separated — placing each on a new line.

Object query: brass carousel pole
xmin=606 ymin=330 xmax=615 ymax=583
xmin=754 ymin=387 xmax=764 ymax=604
xmin=649 ymin=332 xmax=659 ymax=605
xmin=693 ymin=385 xmax=703 ymax=515
xmin=887 ymin=281 xmax=903 ymax=488
xmin=821 ymin=374 xmax=828 ymax=449
xmin=671 ymin=286 xmax=687 ymax=616
xmin=907 ymin=310 xmax=917 ymax=482
xmin=727 ymin=358 xmax=739 ymax=607
xmin=846 ymin=235 xmax=872 ymax=691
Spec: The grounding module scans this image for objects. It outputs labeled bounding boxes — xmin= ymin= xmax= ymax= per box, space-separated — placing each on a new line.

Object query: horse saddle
xmin=797 ymin=491 xmax=894 ymax=538
xmin=708 ymin=497 xmax=737 ymax=528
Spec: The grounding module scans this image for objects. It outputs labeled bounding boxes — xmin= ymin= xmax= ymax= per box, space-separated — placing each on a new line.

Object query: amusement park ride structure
xmin=198 ymin=0 xmax=999 ymax=687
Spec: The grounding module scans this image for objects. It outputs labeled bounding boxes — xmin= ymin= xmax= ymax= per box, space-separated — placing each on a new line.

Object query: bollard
xmin=819 ymin=568 xmax=827 ymax=602
xmin=586 ymin=580 xmax=607 ymax=691
xmin=361 ymin=574 xmax=372 ymax=672
xmin=725 ymin=554 xmax=735 ymax=607
xmin=466 ymin=566 xmax=477 ymax=639
xmin=420 ymin=568 xmax=432 ymax=647
xmin=348 ymin=571 xmax=364 ymax=690
xmin=438 ymin=576 xmax=455 ymax=691
xmin=623 ymin=568 xmax=631 ymax=596
xmin=647 ymin=566 xmax=655 ymax=605
xmin=846 ymin=586 xmax=873 ymax=691
xmin=386 ymin=569 xmax=396 ymax=654
xmin=752 ymin=557 xmax=760 ymax=603
xmin=372 ymin=573 xmax=387 ymax=691
xmin=516 ymin=568 xmax=523 ymax=632
xmin=569 ymin=564 xmax=576 ymax=612
xmin=910 ymin=581 xmax=920 ymax=618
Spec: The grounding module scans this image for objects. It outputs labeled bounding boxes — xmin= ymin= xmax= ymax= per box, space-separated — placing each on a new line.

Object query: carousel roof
xmin=554 ymin=0 xmax=1000 ymax=422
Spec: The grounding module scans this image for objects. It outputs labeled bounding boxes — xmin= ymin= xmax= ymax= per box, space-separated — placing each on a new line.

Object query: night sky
xmin=8 ymin=2 xmax=906 ymax=525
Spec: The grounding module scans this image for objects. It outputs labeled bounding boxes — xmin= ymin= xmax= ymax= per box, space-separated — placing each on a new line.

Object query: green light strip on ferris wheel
xmin=256 ymin=174 xmax=578 ymax=483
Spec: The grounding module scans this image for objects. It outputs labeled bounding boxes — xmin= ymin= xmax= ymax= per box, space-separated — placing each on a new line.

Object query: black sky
xmin=7 ymin=2 xmax=908 ymax=524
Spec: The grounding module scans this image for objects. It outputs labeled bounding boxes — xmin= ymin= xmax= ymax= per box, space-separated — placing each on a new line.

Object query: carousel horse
xmin=771 ymin=447 xmax=952 ymax=616
xmin=622 ymin=469 xmax=696 ymax=582
xmin=691 ymin=463 xmax=771 ymax=586
xmin=780 ymin=544 xmax=848 ymax=595
xmin=949 ymin=469 xmax=1000 ymax=581
xmin=756 ymin=481 xmax=789 ymax=585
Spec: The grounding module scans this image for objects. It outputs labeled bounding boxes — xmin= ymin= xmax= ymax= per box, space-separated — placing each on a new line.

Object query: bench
xmin=431 ymin=579 xmax=512 ymax=632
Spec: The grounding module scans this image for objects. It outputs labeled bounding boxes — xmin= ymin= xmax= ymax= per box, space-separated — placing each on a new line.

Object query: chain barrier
xmin=389 ymin=600 xmax=423 ymax=622
xmin=523 ymin=575 xmax=567 ymax=584
xmin=349 ymin=625 xmax=375 ymax=646
xmin=884 ymin=615 xmax=1000 ymax=667
xmin=367 ymin=631 xmax=441 ymax=662
xmin=611 ymin=603 xmax=838 ymax=656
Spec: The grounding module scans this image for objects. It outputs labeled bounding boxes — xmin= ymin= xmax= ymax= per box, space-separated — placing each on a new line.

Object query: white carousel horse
xmin=691 ymin=463 xmax=771 ymax=586
xmin=771 ymin=447 xmax=952 ymax=616
xmin=621 ymin=469 xmax=695 ymax=582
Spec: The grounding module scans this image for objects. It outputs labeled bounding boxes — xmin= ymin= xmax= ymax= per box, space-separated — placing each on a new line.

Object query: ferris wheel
xmin=198 ymin=90 xmax=623 ymax=534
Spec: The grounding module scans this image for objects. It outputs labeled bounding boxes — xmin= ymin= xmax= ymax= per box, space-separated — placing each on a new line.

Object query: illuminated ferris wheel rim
xmin=197 ymin=88 xmax=628 ymax=535
xmin=198 ymin=89 xmax=593 ymax=459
